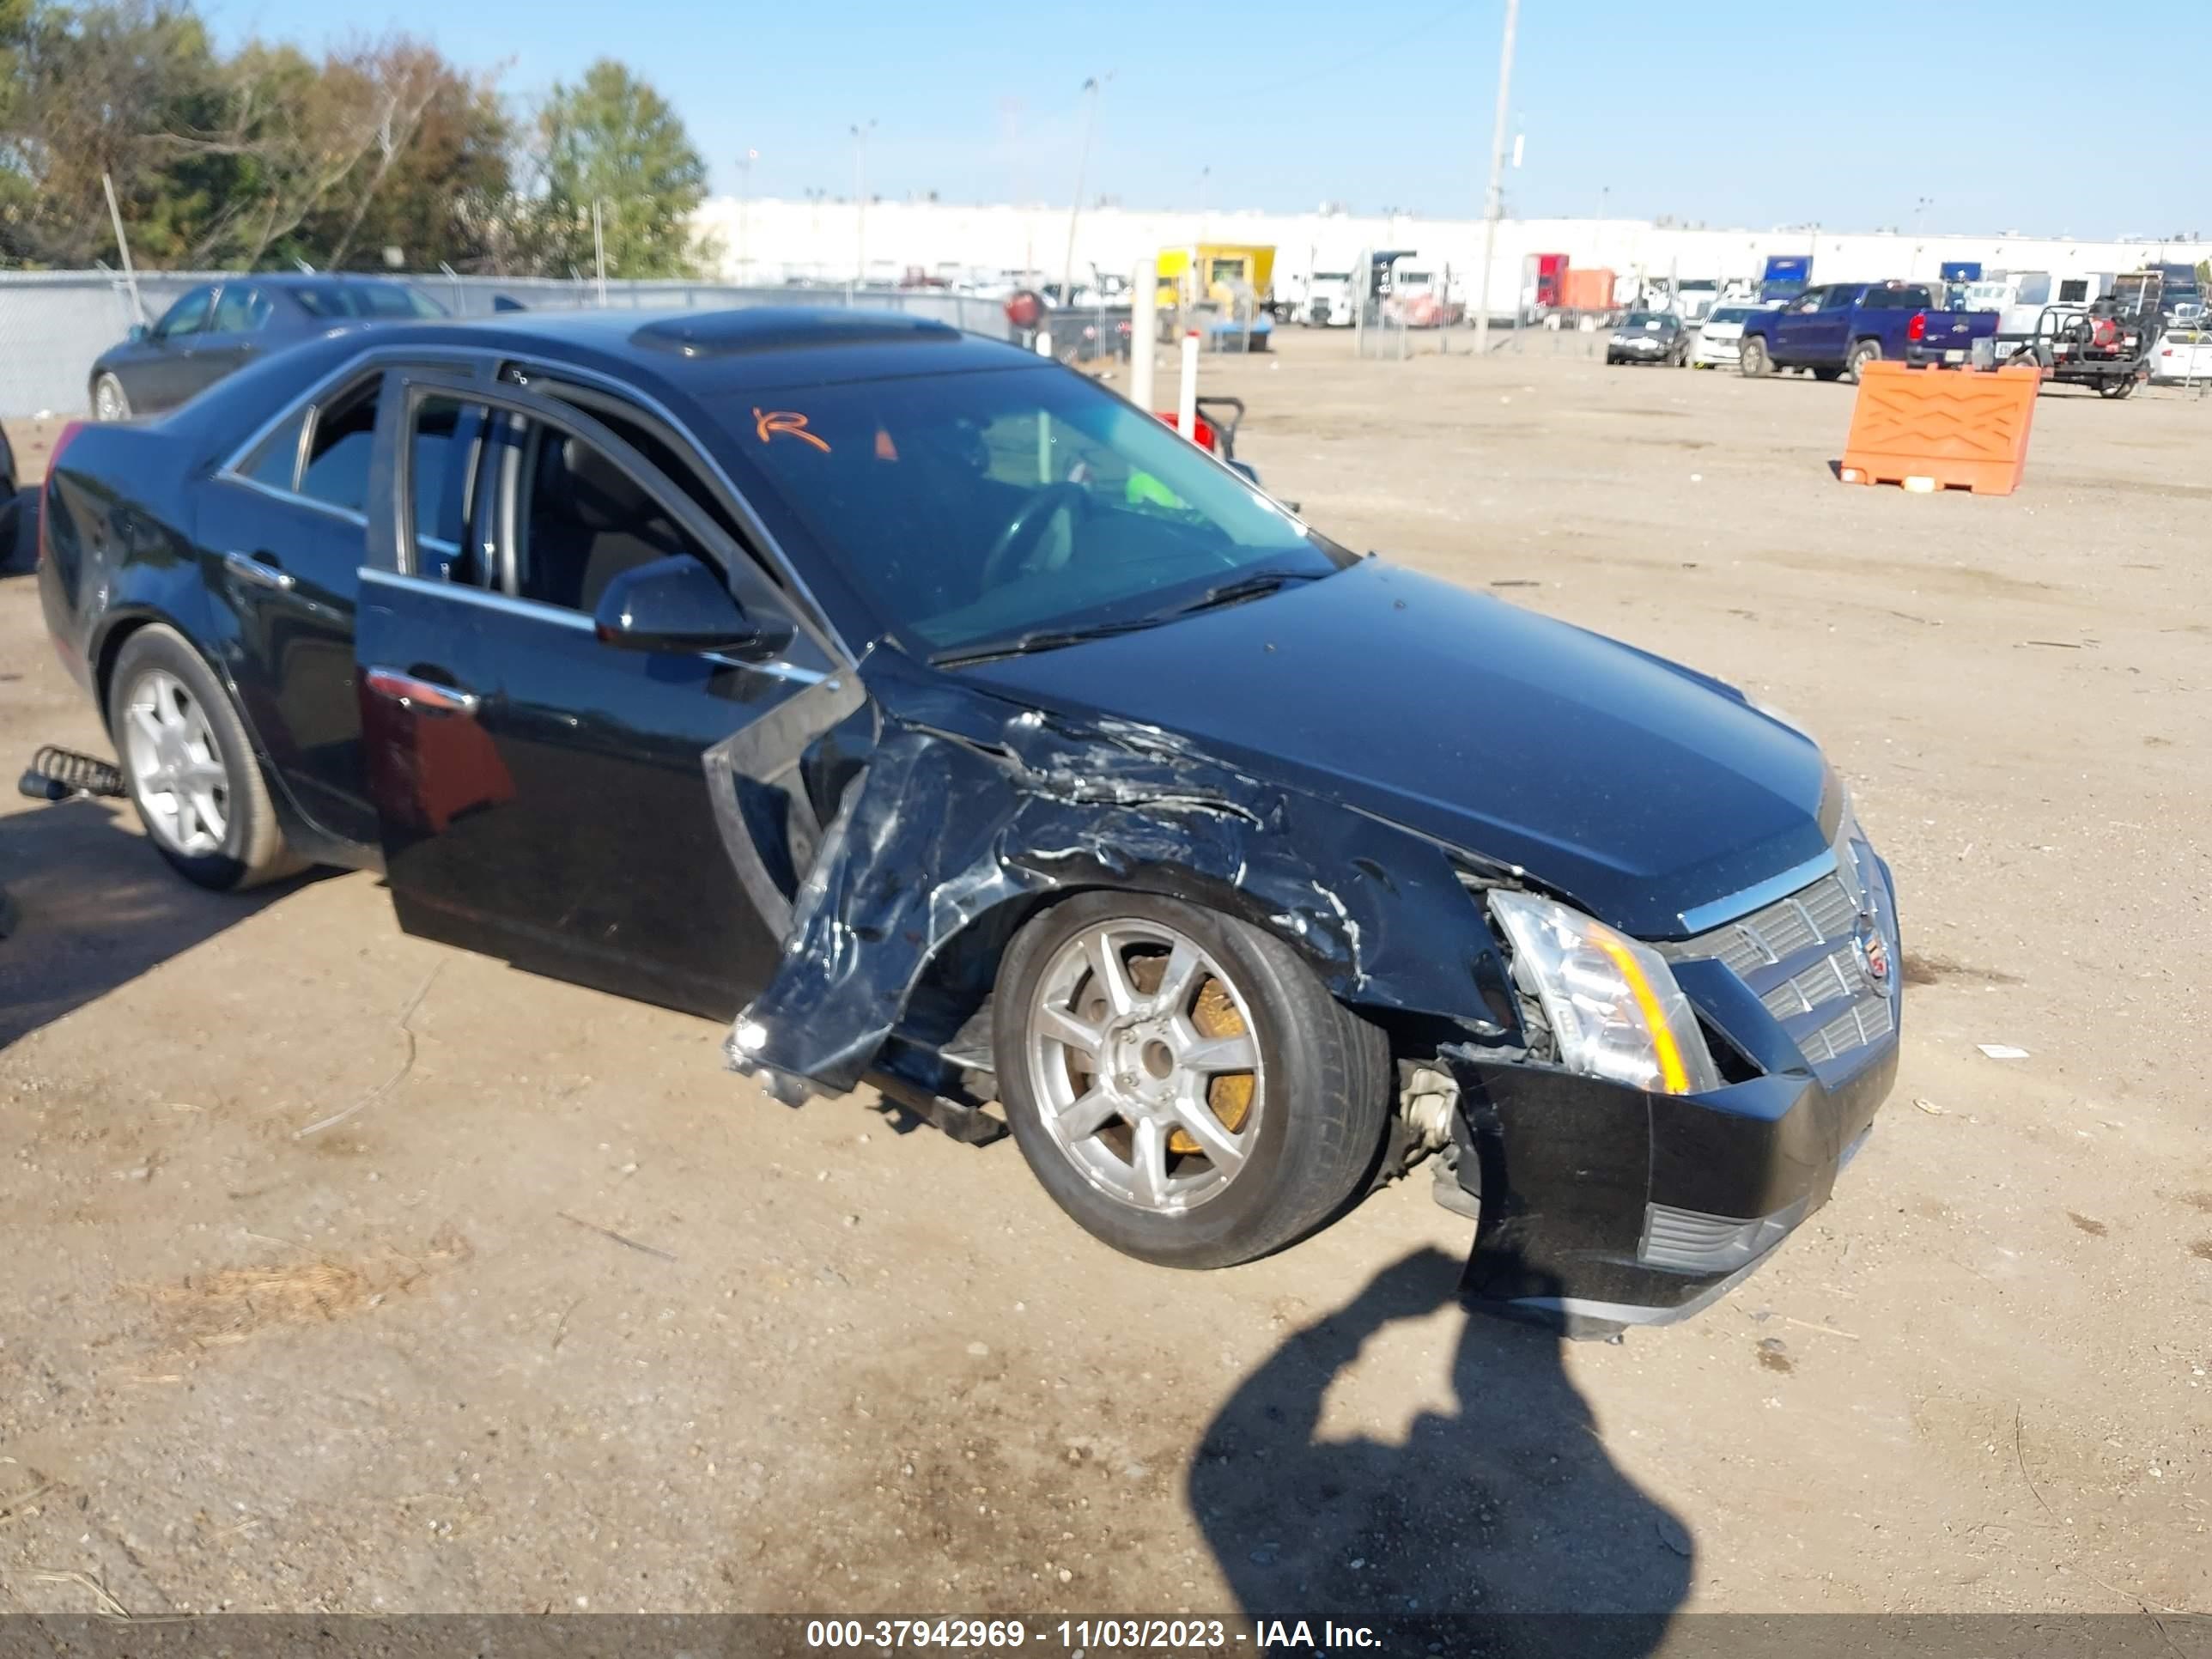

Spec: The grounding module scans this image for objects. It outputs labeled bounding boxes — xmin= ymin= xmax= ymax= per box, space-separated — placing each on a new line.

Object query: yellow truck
xmin=1156 ymin=244 xmax=1278 ymax=349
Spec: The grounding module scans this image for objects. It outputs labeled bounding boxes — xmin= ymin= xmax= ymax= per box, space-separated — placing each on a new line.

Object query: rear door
xmin=352 ymin=362 xmax=856 ymax=1018
xmin=185 ymin=284 xmax=274 ymax=396
xmin=198 ymin=364 xmax=390 ymax=848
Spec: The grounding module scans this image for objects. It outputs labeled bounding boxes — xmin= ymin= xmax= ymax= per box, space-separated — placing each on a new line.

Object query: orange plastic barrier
xmin=1837 ymin=362 xmax=2042 ymax=496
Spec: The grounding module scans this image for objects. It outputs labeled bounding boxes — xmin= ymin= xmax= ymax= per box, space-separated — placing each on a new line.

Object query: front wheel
xmin=994 ymin=890 xmax=1392 ymax=1268
xmin=92 ymin=372 xmax=131 ymax=422
xmin=107 ymin=624 xmax=301 ymax=891
xmin=1738 ymin=337 xmax=1773 ymax=377
xmin=1846 ymin=340 xmax=1881 ymax=380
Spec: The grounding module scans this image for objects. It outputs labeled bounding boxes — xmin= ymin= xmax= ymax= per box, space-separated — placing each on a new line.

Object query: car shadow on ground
xmin=1189 ymin=1247 xmax=1690 ymax=1646
xmin=0 ymin=796 xmax=308 ymax=1048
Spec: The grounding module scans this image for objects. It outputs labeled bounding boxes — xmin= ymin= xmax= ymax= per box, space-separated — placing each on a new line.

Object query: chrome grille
xmin=1668 ymin=853 xmax=1895 ymax=1072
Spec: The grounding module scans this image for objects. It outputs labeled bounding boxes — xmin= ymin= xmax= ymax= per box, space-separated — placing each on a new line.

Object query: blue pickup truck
xmin=1735 ymin=280 xmax=1997 ymax=380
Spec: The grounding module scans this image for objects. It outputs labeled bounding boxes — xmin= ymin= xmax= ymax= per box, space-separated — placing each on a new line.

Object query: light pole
xmin=1060 ymin=74 xmax=1110 ymax=314
xmin=850 ymin=120 xmax=876 ymax=297
xmin=1473 ymin=0 xmax=1522 ymax=358
xmin=1910 ymin=194 xmax=1933 ymax=279
xmin=737 ymin=148 xmax=759 ymax=283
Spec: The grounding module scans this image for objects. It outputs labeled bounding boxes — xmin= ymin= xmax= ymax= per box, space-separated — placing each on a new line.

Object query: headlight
xmin=1489 ymin=890 xmax=1722 ymax=1095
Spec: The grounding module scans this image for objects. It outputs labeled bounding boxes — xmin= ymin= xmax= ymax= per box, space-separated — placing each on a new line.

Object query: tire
xmin=1738 ymin=337 xmax=1773 ymax=377
xmin=92 ymin=372 xmax=132 ymax=422
xmin=2097 ymin=378 xmax=2136 ymax=399
xmin=106 ymin=624 xmax=301 ymax=891
xmin=1846 ymin=339 xmax=1881 ymax=380
xmin=994 ymin=890 xmax=1392 ymax=1269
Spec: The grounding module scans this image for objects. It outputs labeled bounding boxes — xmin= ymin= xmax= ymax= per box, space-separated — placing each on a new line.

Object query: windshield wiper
xmin=1145 ymin=567 xmax=1330 ymax=622
xmin=931 ymin=617 xmax=1164 ymax=668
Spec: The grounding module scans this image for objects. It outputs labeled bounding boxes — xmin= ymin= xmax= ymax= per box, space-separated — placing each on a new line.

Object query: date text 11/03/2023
xmin=803 ymin=1618 xmax=1382 ymax=1650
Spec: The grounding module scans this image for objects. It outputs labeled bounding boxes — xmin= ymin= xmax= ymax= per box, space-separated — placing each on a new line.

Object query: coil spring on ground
xmin=21 ymin=744 xmax=125 ymax=799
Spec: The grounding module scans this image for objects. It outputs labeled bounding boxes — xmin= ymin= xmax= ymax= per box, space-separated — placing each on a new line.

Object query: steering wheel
xmin=980 ymin=482 xmax=1090 ymax=590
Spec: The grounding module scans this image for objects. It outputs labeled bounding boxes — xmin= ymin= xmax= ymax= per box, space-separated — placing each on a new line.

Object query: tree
xmin=526 ymin=59 xmax=709 ymax=279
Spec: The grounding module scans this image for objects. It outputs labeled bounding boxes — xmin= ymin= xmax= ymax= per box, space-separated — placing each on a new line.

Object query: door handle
xmin=364 ymin=666 xmax=480 ymax=716
xmin=223 ymin=550 xmax=295 ymax=592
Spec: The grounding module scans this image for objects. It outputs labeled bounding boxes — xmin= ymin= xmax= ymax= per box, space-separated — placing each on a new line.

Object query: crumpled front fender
xmin=717 ymin=654 xmax=1517 ymax=1097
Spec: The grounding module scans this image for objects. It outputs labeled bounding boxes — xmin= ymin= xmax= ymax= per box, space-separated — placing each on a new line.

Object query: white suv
xmin=1692 ymin=301 xmax=1776 ymax=368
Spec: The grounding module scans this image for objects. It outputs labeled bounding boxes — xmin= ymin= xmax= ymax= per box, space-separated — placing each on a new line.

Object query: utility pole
xmin=850 ymin=120 xmax=876 ymax=298
xmin=737 ymin=148 xmax=759 ymax=283
xmin=1060 ymin=75 xmax=1109 ymax=313
xmin=101 ymin=172 xmax=145 ymax=326
xmin=1910 ymin=194 xmax=1933 ymax=279
xmin=1473 ymin=0 xmax=1521 ymax=359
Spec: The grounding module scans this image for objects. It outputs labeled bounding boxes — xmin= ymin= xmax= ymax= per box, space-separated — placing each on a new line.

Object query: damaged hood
xmin=957 ymin=559 xmax=1834 ymax=939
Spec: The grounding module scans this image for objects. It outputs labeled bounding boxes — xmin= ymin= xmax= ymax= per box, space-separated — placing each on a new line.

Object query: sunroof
xmin=629 ymin=307 xmax=962 ymax=357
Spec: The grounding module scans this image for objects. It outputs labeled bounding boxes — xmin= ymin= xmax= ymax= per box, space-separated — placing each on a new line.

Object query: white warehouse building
xmin=691 ymin=196 xmax=2203 ymax=309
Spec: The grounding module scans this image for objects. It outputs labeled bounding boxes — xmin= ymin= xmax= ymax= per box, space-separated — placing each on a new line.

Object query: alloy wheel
xmin=121 ymin=668 xmax=230 ymax=857
xmin=1024 ymin=917 xmax=1265 ymax=1215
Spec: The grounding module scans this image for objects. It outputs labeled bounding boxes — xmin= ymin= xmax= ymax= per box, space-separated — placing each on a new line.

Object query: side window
xmin=153 ymin=286 xmax=213 ymax=340
xmin=210 ymin=286 xmax=269 ymax=334
xmin=238 ymin=410 xmax=307 ymax=493
xmin=298 ymin=378 xmax=380 ymax=514
xmin=2019 ymin=275 xmax=2051 ymax=306
xmin=406 ymin=395 xmax=487 ymax=583
xmin=511 ymin=424 xmax=709 ymax=613
xmin=2058 ymin=278 xmax=2089 ymax=303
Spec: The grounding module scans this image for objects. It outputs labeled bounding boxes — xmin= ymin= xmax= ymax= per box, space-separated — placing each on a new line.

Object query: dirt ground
xmin=1 ymin=331 xmax=2207 ymax=1625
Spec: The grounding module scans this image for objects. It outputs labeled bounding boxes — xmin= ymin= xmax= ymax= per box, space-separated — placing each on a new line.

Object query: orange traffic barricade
xmin=1838 ymin=362 xmax=2042 ymax=496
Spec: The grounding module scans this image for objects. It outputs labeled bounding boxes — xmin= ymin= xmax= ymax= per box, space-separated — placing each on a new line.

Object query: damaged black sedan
xmin=37 ymin=307 xmax=1900 ymax=1330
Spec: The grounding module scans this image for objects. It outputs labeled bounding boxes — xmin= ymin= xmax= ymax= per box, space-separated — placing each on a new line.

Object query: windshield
xmin=1312 ymin=271 xmax=1352 ymax=283
xmin=1621 ymin=312 xmax=1674 ymax=329
xmin=1706 ymin=307 xmax=1754 ymax=324
xmin=726 ymin=366 xmax=1351 ymax=655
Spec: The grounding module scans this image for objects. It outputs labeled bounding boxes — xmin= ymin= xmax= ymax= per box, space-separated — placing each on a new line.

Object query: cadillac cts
xmin=37 ymin=307 xmax=1901 ymax=1331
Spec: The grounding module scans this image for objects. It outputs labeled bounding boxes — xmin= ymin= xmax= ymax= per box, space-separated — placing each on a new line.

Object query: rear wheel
xmin=107 ymin=625 xmax=301 ymax=891
xmin=2096 ymin=378 xmax=2136 ymax=399
xmin=1846 ymin=339 xmax=1882 ymax=380
xmin=994 ymin=890 xmax=1391 ymax=1268
xmin=92 ymin=373 xmax=131 ymax=422
xmin=1738 ymin=337 xmax=1773 ymax=377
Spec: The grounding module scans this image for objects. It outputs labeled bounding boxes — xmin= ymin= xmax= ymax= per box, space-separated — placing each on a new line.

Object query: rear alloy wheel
xmin=92 ymin=373 xmax=131 ymax=422
xmin=1846 ymin=340 xmax=1882 ymax=380
xmin=995 ymin=891 xmax=1391 ymax=1268
xmin=108 ymin=625 xmax=301 ymax=891
xmin=1738 ymin=337 xmax=1772 ymax=377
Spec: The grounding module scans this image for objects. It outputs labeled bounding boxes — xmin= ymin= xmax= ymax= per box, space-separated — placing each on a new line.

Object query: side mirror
xmin=592 ymin=555 xmax=791 ymax=658
xmin=128 ymin=323 xmax=149 ymax=344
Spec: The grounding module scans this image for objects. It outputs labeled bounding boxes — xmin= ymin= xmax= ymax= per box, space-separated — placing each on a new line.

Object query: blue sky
xmin=204 ymin=0 xmax=2207 ymax=240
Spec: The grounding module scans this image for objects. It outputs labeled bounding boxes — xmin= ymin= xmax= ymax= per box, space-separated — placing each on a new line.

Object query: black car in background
xmin=38 ymin=307 xmax=1900 ymax=1329
xmin=1607 ymin=311 xmax=1689 ymax=367
xmin=87 ymin=275 xmax=447 ymax=421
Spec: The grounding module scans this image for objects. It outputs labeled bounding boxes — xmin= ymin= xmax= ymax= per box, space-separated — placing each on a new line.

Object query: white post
xmin=592 ymin=199 xmax=609 ymax=306
xmin=1176 ymin=329 xmax=1200 ymax=440
xmin=1473 ymin=0 xmax=1521 ymax=359
xmin=1035 ymin=327 xmax=1054 ymax=357
xmin=102 ymin=171 xmax=145 ymax=325
xmin=1130 ymin=256 xmax=1158 ymax=411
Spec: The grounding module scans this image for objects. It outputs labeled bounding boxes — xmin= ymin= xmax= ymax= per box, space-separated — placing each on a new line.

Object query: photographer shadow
xmin=1189 ymin=1247 xmax=1691 ymax=1645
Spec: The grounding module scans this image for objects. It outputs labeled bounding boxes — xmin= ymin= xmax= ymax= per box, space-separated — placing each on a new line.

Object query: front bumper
xmin=1693 ymin=337 xmax=1741 ymax=365
xmin=1451 ymin=845 xmax=1902 ymax=1334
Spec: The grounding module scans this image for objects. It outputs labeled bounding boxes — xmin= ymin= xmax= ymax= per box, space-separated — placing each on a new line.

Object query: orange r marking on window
xmin=753 ymin=407 xmax=830 ymax=453
xmin=874 ymin=427 xmax=899 ymax=460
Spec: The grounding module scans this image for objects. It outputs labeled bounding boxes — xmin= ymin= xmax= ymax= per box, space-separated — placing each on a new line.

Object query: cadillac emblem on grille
xmin=1855 ymin=917 xmax=1891 ymax=986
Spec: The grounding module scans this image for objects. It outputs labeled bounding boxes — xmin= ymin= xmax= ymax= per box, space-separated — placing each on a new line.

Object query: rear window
xmin=1862 ymin=285 xmax=1934 ymax=310
xmin=295 ymin=283 xmax=446 ymax=319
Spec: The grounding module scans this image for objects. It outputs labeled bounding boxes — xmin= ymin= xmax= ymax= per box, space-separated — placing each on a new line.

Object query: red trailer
xmin=1524 ymin=252 xmax=1569 ymax=312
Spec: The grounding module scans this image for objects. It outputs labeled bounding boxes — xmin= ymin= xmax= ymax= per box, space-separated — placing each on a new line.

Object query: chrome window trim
xmin=357 ymin=566 xmax=827 ymax=684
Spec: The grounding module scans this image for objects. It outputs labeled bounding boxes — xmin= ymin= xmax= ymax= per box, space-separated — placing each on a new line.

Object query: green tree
xmin=526 ymin=59 xmax=709 ymax=279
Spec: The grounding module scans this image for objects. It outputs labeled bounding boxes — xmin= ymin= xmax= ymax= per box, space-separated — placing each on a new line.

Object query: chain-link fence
xmin=0 ymin=270 xmax=1018 ymax=418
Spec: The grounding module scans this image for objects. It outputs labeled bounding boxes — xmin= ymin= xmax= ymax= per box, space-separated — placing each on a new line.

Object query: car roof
xmin=394 ymin=305 xmax=1040 ymax=393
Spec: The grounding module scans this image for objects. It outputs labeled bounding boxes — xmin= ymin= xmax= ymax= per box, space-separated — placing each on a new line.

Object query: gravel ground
xmin=1 ymin=333 xmax=2206 ymax=1623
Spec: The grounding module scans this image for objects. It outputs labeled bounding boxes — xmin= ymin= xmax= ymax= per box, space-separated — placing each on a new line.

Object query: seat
xmin=523 ymin=434 xmax=690 ymax=611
